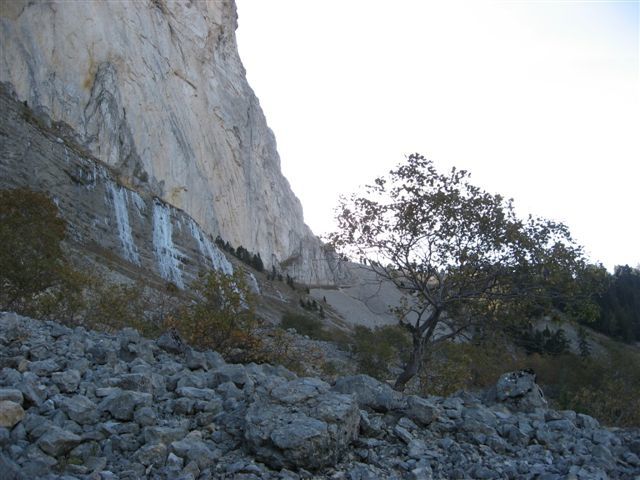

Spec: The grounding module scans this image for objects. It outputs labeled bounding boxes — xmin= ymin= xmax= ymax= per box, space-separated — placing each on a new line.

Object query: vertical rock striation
xmin=0 ymin=0 xmax=342 ymax=285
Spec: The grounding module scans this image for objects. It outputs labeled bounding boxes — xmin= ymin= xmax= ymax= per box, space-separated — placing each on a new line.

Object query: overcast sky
xmin=235 ymin=0 xmax=639 ymax=271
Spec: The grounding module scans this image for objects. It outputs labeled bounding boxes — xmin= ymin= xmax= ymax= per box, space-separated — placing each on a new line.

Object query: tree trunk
xmin=393 ymin=332 xmax=425 ymax=391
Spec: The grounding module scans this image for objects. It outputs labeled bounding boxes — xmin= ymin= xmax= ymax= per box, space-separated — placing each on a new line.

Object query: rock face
xmin=0 ymin=86 xmax=233 ymax=289
xmin=1 ymin=311 xmax=639 ymax=479
xmin=0 ymin=0 xmax=342 ymax=285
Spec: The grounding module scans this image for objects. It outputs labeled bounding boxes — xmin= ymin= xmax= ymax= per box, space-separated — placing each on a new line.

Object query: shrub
xmin=166 ymin=270 xmax=262 ymax=360
xmin=280 ymin=312 xmax=327 ymax=340
xmin=83 ymin=280 xmax=160 ymax=336
xmin=418 ymin=337 xmax=524 ymax=397
xmin=0 ymin=189 xmax=68 ymax=310
xmin=351 ymin=325 xmax=411 ymax=380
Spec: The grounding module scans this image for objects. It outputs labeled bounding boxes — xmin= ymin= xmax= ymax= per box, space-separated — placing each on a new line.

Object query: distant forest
xmin=590 ymin=265 xmax=640 ymax=343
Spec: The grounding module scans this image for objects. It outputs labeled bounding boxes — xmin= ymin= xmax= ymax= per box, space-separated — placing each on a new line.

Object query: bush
xmin=166 ymin=270 xmax=262 ymax=360
xmin=0 ymin=189 xmax=69 ymax=310
xmin=418 ymin=337 xmax=524 ymax=397
xmin=280 ymin=312 xmax=327 ymax=340
xmin=351 ymin=325 xmax=411 ymax=380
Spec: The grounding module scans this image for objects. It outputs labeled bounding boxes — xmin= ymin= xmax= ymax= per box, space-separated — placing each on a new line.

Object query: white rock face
xmin=0 ymin=0 xmax=341 ymax=284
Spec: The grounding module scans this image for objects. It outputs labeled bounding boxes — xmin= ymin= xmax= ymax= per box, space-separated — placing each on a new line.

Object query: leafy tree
xmin=330 ymin=154 xmax=591 ymax=390
xmin=0 ymin=189 xmax=69 ymax=310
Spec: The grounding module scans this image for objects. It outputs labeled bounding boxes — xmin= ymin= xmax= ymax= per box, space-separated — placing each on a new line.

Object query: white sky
xmin=235 ymin=0 xmax=640 ymax=271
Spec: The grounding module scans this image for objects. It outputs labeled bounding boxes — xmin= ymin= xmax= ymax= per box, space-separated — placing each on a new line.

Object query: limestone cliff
xmin=0 ymin=0 xmax=340 ymax=285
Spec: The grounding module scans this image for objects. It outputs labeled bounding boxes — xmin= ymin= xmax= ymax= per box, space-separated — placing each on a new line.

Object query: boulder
xmin=157 ymin=330 xmax=187 ymax=355
xmin=100 ymin=390 xmax=152 ymax=421
xmin=60 ymin=395 xmax=100 ymax=424
xmin=333 ymin=375 xmax=404 ymax=412
xmin=37 ymin=426 xmax=82 ymax=456
xmin=244 ymin=378 xmax=360 ymax=469
xmin=0 ymin=389 xmax=23 ymax=404
xmin=170 ymin=431 xmax=221 ymax=469
xmin=0 ymin=400 xmax=24 ymax=428
xmin=51 ymin=369 xmax=81 ymax=393
xmin=489 ymin=370 xmax=548 ymax=412
xmin=405 ymin=395 xmax=439 ymax=426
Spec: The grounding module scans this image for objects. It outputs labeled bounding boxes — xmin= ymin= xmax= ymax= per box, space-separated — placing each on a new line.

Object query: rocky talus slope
xmin=1 ymin=312 xmax=639 ymax=479
xmin=0 ymin=0 xmax=339 ymax=285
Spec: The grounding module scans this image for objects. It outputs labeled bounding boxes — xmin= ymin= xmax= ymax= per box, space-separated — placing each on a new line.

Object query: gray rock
xmin=170 ymin=431 xmax=220 ymax=469
xmin=135 ymin=442 xmax=168 ymax=466
xmin=37 ymin=426 xmax=82 ymax=456
xmin=271 ymin=377 xmax=330 ymax=404
xmin=101 ymin=390 xmax=152 ymax=421
xmin=394 ymin=424 xmax=413 ymax=444
xmin=18 ymin=378 xmax=47 ymax=406
xmin=60 ymin=395 xmax=99 ymax=424
xmin=113 ymin=373 xmax=153 ymax=393
xmin=133 ymin=406 xmax=157 ymax=426
xmin=212 ymin=364 xmax=250 ymax=388
xmin=143 ymin=426 xmax=189 ymax=445
xmin=0 ymin=400 xmax=25 ymax=428
xmin=0 ymin=389 xmax=23 ymax=404
xmin=244 ymin=381 xmax=360 ymax=469
xmin=28 ymin=359 xmax=60 ymax=376
xmin=51 ymin=369 xmax=81 ymax=393
xmin=491 ymin=370 xmax=548 ymax=412
xmin=185 ymin=348 xmax=209 ymax=371
xmin=333 ymin=375 xmax=404 ymax=412
xmin=0 ymin=452 xmax=26 ymax=480
xmin=157 ymin=330 xmax=187 ymax=354
xmin=176 ymin=386 xmax=218 ymax=401
xmin=405 ymin=395 xmax=439 ymax=426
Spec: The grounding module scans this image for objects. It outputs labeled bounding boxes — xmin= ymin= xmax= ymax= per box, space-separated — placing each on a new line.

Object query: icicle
xmin=152 ymin=200 xmax=184 ymax=288
xmin=187 ymin=219 xmax=233 ymax=275
xmin=107 ymin=182 xmax=140 ymax=265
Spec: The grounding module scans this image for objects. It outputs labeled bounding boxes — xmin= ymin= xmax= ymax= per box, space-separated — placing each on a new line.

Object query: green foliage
xmin=280 ymin=312 xmax=328 ymax=340
xmin=418 ymin=336 xmax=640 ymax=427
xmin=591 ymin=265 xmax=640 ymax=342
xmin=330 ymin=154 xmax=592 ymax=390
xmin=215 ymin=236 xmax=264 ymax=272
xmin=166 ymin=270 xmax=261 ymax=360
xmin=419 ymin=337 xmax=523 ymax=397
xmin=515 ymin=325 xmax=570 ymax=356
xmin=84 ymin=280 xmax=160 ymax=336
xmin=351 ymin=325 xmax=411 ymax=379
xmin=0 ymin=189 xmax=68 ymax=310
xmin=577 ymin=327 xmax=591 ymax=358
xmin=526 ymin=343 xmax=640 ymax=427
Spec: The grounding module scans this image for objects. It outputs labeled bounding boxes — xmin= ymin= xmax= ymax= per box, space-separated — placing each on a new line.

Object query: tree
xmin=0 ymin=189 xmax=67 ymax=310
xmin=330 ymin=154 xmax=591 ymax=390
xmin=593 ymin=265 xmax=640 ymax=342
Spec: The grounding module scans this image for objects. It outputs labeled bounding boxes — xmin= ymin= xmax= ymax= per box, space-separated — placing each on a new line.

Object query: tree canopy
xmin=330 ymin=154 xmax=593 ymax=390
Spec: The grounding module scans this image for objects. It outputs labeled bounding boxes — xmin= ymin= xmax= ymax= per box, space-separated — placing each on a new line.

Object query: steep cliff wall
xmin=0 ymin=0 xmax=341 ymax=285
xmin=0 ymin=86 xmax=232 ymax=289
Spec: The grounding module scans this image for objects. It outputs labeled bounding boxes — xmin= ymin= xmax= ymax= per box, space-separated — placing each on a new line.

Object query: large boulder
xmin=244 ymin=377 xmax=360 ymax=470
xmin=36 ymin=426 xmax=82 ymax=456
xmin=333 ymin=375 xmax=405 ymax=412
xmin=487 ymin=370 xmax=548 ymax=412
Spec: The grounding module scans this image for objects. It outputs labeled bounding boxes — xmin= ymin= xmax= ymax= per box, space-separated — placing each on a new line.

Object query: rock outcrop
xmin=1 ymin=311 xmax=639 ymax=479
xmin=0 ymin=0 xmax=342 ymax=285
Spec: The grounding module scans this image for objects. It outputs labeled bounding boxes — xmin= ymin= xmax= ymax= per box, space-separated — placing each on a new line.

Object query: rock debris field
xmin=0 ymin=312 xmax=639 ymax=479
